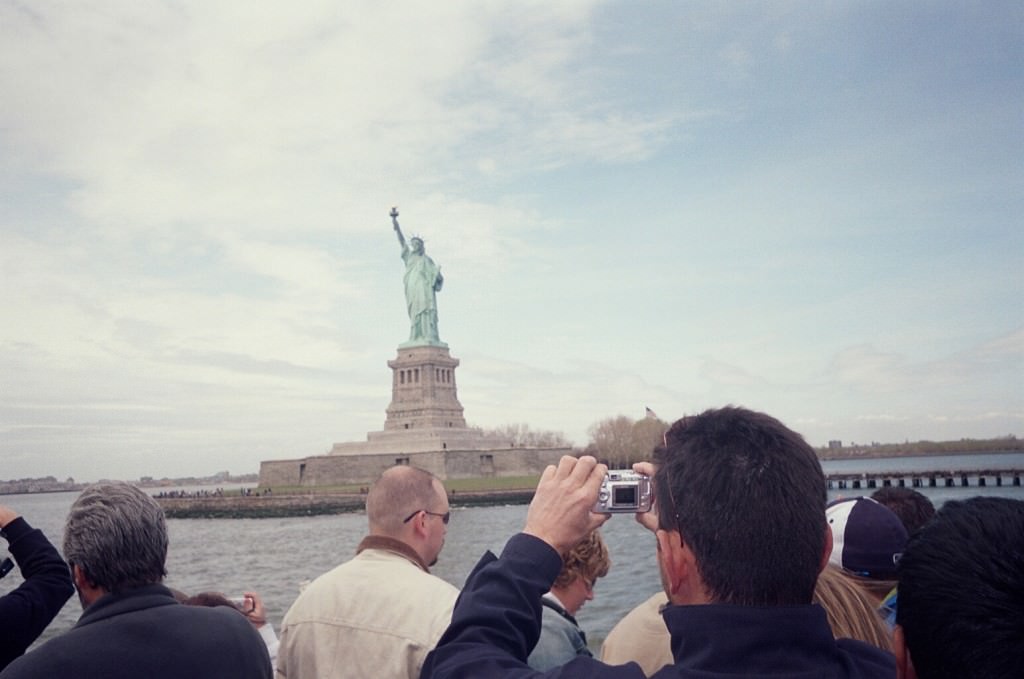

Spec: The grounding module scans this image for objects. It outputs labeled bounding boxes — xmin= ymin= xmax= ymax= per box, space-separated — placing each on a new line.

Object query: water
xmin=3 ymin=452 xmax=1021 ymax=653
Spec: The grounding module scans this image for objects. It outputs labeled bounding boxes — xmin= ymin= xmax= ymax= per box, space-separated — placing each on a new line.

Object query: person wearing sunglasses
xmin=277 ymin=464 xmax=458 ymax=679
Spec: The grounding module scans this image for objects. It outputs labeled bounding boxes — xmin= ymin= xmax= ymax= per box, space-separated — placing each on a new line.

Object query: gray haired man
xmin=0 ymin=482 xmax=271 ymax=679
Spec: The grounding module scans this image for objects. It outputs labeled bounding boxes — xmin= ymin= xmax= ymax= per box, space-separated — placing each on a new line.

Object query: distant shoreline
xmin=816 ymin=443 xmax=1021 ymax=461
xmin=155 ymin=488 xmax=537 ymax=519
xmin=0 ymin=478 xmax=257 ymax=498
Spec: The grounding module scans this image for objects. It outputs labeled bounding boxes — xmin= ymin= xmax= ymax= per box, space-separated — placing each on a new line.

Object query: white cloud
xmin=0 ymin=1 xmax=1021 ymax=479
xmin=1 ymin=0 xmax=665 ymax=238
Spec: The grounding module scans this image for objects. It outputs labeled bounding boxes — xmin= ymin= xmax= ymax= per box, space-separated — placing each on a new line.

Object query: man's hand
xmin=632 ymin=461 xmax=660 ymax=533
xmin=0 ymin=505 xmax=19 ymax=530
xmin=524 ymin=456 xmax=609 ymax=554
xmin=242 ymin=590 xmax=268 ymax=628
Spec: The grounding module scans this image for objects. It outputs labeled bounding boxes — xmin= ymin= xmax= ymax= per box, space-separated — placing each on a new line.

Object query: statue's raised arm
xmin=389 ymin=207 xmax=445 ymax=347
xmin=391 ymin=207 xmax=407 ymax=252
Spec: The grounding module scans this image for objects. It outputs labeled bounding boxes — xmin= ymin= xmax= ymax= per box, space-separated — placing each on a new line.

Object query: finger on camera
xmin=635 ymin=509 xmax=660 ymax=533
xmin=567 ymin=454 xmax=597 ymax=482
xmin=632 ymin=461 xmax=655 ymax=477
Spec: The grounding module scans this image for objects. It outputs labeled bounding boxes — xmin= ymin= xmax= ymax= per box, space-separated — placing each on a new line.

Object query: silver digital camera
xmin=230 ymin=595 xmax=254 ymax=613
xmin=593 ymin=470 xmax=652 ymax=513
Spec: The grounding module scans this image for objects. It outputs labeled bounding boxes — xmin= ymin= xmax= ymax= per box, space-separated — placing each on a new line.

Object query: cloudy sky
xmin=2 ymin=1 xmax=1021 ymax=482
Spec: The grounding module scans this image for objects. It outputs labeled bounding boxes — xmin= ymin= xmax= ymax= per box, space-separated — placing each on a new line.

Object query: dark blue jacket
xmin=0 ymin=584 xmax=271 ymax=679
xmin=421 ymin=533 xmax=895 ymax=678
xmin=0 ymin=517 xmax=74 ymax=671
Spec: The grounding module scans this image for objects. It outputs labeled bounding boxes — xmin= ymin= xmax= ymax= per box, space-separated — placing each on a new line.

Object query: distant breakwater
xmin=157 ymin=488 xmax=537 ymax=519
xmin=826 ymin=467 xmax=1022 ymax=492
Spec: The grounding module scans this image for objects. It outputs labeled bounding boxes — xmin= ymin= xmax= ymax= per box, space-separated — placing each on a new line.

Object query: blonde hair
xmin=554 ymin=530 xmax=610 ymax=589
xmin=813 ymin=565 xmax=893 ymax=652
xmin=840 ymin=571 xmax=899 ymax=605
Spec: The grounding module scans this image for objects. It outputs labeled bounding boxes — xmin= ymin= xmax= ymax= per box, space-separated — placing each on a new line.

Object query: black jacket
xmin=0 ymin=584 xmax=271 ymax=679
xmin=0 ymin=517 xmax=74 ymax=671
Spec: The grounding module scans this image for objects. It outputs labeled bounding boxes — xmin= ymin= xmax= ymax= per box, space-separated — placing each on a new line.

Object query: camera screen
xmin=612 ymin=485 xmax=637 ymax=507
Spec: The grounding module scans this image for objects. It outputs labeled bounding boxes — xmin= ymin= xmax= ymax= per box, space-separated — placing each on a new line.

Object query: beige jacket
xmin=276 ymin=536 xmax=459 ymax=679
xmin=599 ymin=591 xmax=672 ymax=675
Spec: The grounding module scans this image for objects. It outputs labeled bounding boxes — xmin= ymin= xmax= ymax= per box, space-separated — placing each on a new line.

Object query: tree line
xmin=480 ymin=413 xmax=669 ymax=469
xmin=480 ymin=418 xmax=1021 ymax=469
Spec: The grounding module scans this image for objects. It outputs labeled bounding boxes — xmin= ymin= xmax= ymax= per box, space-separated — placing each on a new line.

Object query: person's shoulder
xmin=297 ymin=553 xmax=457 ymax=604
xmin=408 ymin=570 xmax=459 ymax=619
xmin=167 ymin=600 xmax=242 ymax=623
xmin=0 ymin=633 xmax=72 ymax=677
xmin=168 ymin=600 xmax=258 ymax=634
xmin=835 ymin=637 xmax=896 ymax=678
xmin=529 ymin=613 xmax=584 ymax=671
xmin=291 ymin=556 xmax=356 ymax=593
xmin=600 ymin=593 xmax=672 ymax=671
xmin=539 ymin=604 xmax=576 ymax=633
xmin=422 ymin=569 xmax=459 ymax=593
xmin=607 ymin=592 xmax=668 ymax=638
xmin=632 ymin=592 xmax=668 ymax=621
xmin=170 ymin=605 xmax=269 ymax=659
xmin=359 ymin=547 xmax=457 ymax=589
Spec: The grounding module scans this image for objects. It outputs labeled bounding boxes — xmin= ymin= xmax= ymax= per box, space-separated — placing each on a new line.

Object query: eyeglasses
xmin=654 ymin=433 xmax=686 ymax=535
xmin=402 ymin=509 xmax=450 ymax=525
xmin=658 ymin=465 xmax=684 ymax=535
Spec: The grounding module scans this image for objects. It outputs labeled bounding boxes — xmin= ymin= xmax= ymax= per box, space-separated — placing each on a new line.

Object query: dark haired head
xmin=870 ymin=487 xmax=935 ymax=534
xmin=184 ymin=592 xmax=237 ymax=609
xmin=896 ymin=497 xmax=1024 ymax=679
xmin=654 ymin=406 xmax=827 ymax=605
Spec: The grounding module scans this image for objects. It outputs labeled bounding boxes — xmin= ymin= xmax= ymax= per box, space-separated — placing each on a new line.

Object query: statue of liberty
xmin=391 ymin=207 xmax=445 ymax=347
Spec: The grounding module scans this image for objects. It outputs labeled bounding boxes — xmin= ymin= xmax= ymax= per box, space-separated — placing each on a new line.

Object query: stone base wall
xmin=333 ymin=427 xmax=509 ymax=455
xmin=157 ymin=493 xmax=366 ymax=518
xmin=259 ymin=446 xmax=568 ymax=488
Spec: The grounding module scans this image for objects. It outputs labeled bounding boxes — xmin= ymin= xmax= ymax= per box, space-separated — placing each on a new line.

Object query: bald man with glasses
xmin=277 ymin=465 xmax=458 ymax=679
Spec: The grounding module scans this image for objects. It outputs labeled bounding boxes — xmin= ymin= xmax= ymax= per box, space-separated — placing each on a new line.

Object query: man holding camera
xmin=277 ymin=464 xmax=459 ymax=679
xmin=421 ymin=406 xmax=895 ymax=678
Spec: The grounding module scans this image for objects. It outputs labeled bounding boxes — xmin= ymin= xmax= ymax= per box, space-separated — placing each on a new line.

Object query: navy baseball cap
xmin=827 ymin=497 xmax=908 ymax=579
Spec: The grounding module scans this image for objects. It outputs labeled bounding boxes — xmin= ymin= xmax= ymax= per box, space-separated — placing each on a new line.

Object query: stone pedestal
xmin=382 ymin=345 xmax=466 ymax=431
xmin=328 ymin=345 xmax=502 ymax=456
